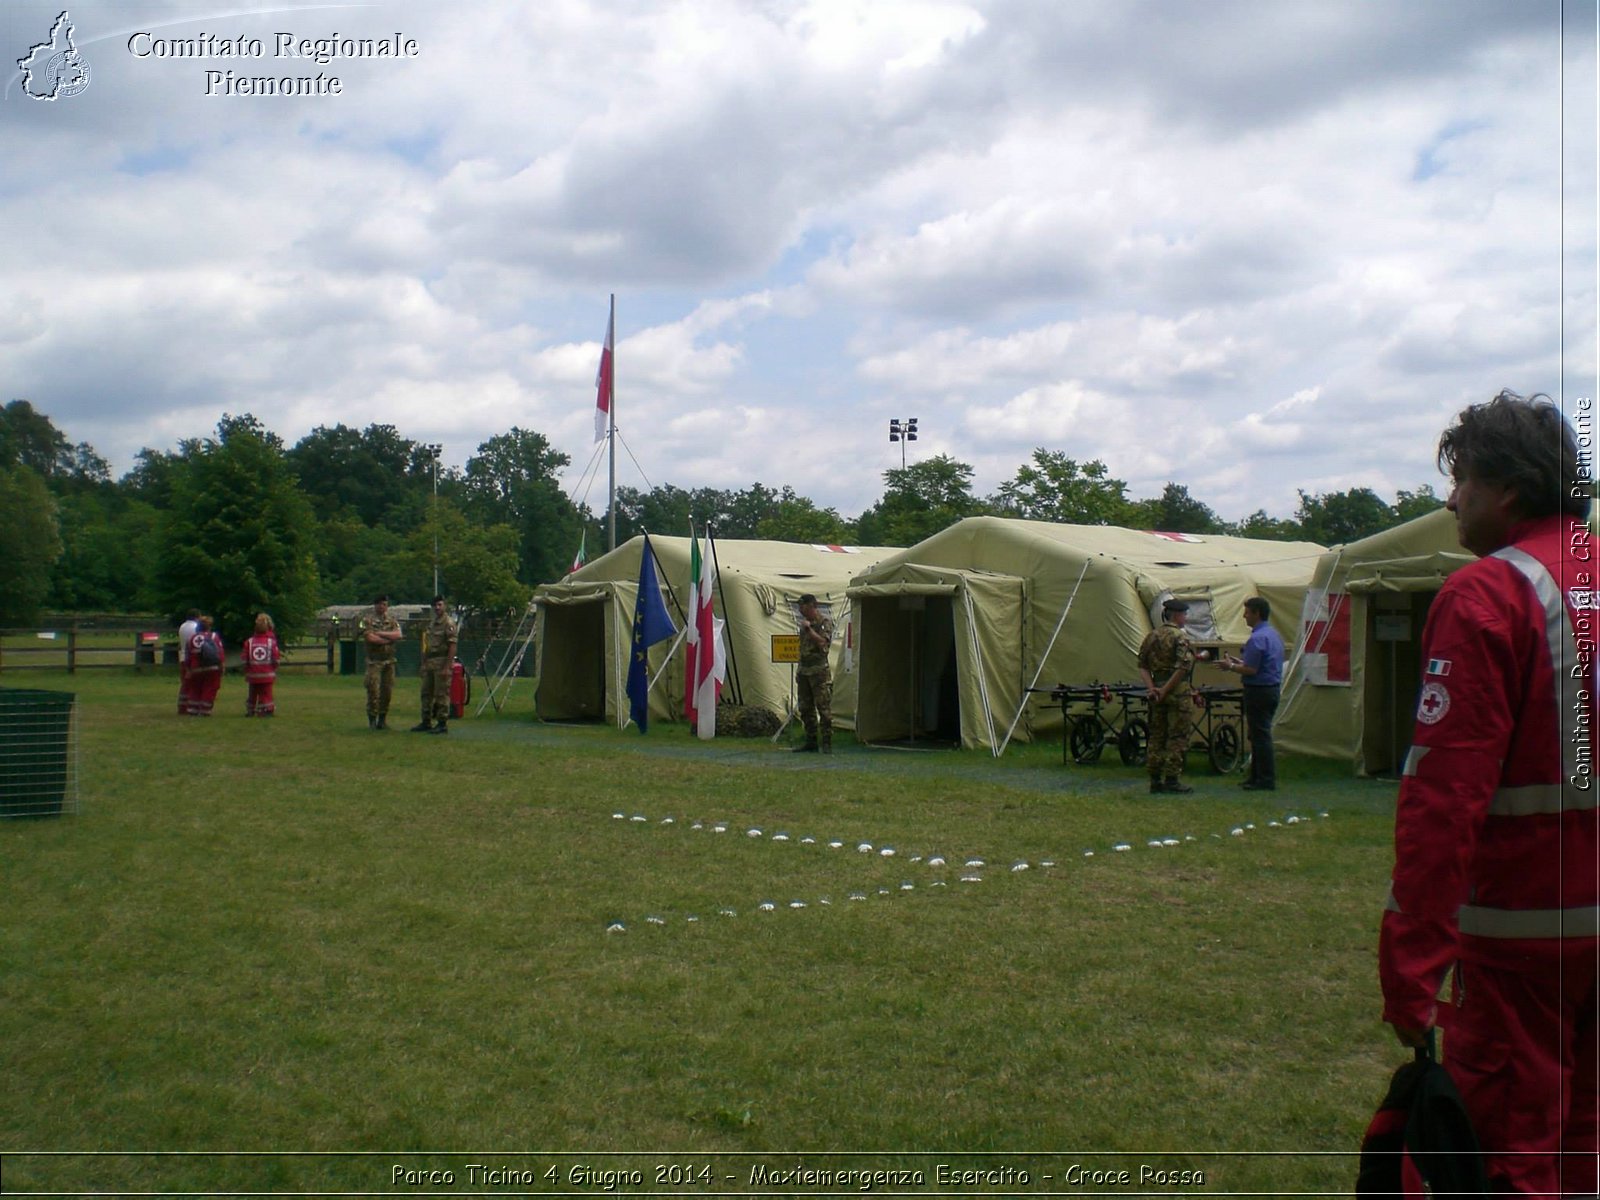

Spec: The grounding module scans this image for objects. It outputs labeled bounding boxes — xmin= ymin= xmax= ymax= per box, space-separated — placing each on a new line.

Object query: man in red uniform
xmin=1380 ymin=391 xmax=1598 ymax=1196
xmin=185 ymin=615 xmax=224 ymax=717
xmin=242 ymin=612 xmax=281 ymax=717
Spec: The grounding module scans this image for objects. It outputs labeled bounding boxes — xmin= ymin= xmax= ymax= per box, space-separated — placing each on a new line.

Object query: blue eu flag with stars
xmin=628 ymin=537 xmax=677 ymax=732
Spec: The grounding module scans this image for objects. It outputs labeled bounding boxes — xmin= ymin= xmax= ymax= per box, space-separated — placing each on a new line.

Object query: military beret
xmin=1163 ymin=598 xmax=1190 ymax=612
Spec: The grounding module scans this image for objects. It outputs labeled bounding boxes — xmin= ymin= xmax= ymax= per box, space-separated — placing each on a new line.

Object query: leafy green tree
xmin=1392 ymin=485 xmax=1444 ymax=524
xmin=855 ymin=455 xmax=984 ymax=546
xmin=990 ymin=451 xmax=1132 ymax=525
xmin=0 ymin=465 xmax=63 ymax=624
xmin=754 ymin=488 xmax=851 ymax=543
xmin=288 ymin=423 xmax=427 ymax=526
xmin=0 ymin=400 xmax=71 ymax=477
xmin=1125 ymin=482 xmax=1223 ymax=534
xmin=1294 ymin=487 xmax=1395 ymax=545
xmin=462 ymin=428 xmax=584 ymax=585
xmin=410 ymin=500 xmax=529 ymax=615
xmin=1229 ymin=509 xmax=1303 ymax=540
xmin=48 ymin=491 xmax=160 ymax=612
xmin=152 ymin=416 xmax=321 ymax=644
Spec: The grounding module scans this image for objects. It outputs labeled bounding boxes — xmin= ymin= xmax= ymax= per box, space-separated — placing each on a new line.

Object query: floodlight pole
xmin=888 ymin=417 xmax=919 ymax=469
xmin=428 ymin=443 xmax=442 ymax=596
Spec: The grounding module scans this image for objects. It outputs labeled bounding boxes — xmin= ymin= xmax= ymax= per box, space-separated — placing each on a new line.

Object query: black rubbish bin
xmin=0 ymin=687 xmax=76 ymax=818
xmin=135 ymin=634 xmax=156 ymax=667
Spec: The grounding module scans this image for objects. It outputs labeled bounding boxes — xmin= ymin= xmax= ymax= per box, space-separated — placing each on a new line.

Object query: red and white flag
xmin=683 ymin=528 xmax=724 ymax=737
xmin=594 ymin=300 xmax=614 ymax=443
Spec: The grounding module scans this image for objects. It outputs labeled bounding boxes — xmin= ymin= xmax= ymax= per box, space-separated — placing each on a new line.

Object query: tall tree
xmin=1294 ymin=487 xmax=1395 ymax=545
xmin=754 ymin=488 xmax=851 ymax=544
xmin=288 ymin=423 xmax=426 ymax=527
xmin=0 ymin=465 xmax=63 ymax=624
xmin=462 ymin=428 xmax=583 ymax=585
xmin=1126 ymin=482 xmax=1223 ymax=534
xmin=990 ymin=451 xmax=1132 ymax=525
xmin=152 ymin=416 xmax=321 ymax=644
xmin=855 ymin=455 xmax=983 ymax=546
xmin=1392 ymin=485 xmax=1444 ymax=524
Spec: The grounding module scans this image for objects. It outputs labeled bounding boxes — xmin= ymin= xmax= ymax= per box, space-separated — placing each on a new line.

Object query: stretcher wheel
xmin=1209 ymin=722 xmax=1243 ymax=774
xmin=1118 ymin=718 xmax=1148 ymax=766
xmin=1069 ymin=718 xmax=1104 ymax=764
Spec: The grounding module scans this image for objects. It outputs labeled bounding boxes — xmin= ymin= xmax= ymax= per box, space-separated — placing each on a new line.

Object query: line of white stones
xmin=604 ymin=808 xmax=1331 ymax=933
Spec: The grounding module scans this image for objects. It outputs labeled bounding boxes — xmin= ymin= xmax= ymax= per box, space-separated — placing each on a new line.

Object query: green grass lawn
xmin=1 ymin=670 xmax=1405 ymax=1195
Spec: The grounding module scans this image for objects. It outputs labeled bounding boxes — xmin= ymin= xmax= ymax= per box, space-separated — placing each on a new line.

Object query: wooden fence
xmin=0 ymin=626 xmax=338 ymax=675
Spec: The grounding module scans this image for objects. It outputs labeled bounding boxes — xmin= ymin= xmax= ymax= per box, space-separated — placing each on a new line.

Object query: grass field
xmin=1 ymin=670 xmax=1407 ymax=1196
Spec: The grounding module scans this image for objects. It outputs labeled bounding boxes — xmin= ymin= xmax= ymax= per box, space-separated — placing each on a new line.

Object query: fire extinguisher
xmin=450 ymin=658 xmax=470 ymax=719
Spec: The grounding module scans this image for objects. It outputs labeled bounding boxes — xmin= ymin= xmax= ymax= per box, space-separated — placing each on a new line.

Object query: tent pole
xmin=998 ymin=558 xmax=1090 ymax=756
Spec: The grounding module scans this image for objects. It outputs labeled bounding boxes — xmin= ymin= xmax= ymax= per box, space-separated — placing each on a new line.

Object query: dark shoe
xmin=410 ymin=721 xmax=433 ymax=732
xmin=1241 ymin=781 xmax=1276 ymax=791
xmin=793 ymin=741 xmax=819 ymax=753
xmin=376 ymin=717 xmax=388 ymax=730
xmin=821 ymin=743 xmax=832 ymax=755
xmin=429 ymin=721 xmax=448 ymax=735
xmin=1164 ymin=778 xmax=1194 ymax=794
xmin=369 ymin=716 xmax=379 ymax=730
xmin=1149 ymin=780 xmax=1169 ymax=793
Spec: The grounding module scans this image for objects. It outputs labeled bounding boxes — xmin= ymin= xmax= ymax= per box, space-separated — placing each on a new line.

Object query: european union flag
xmin=627 ymin=537 xmax=677 ymax=732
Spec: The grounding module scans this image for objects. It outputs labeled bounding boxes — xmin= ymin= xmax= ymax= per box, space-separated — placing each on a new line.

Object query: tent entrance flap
xmin=535 ymin=598 xmax=608 ymax=721
xmin=855 ymin=589 xmax=962 ymax=745
xmin=1362 ymin=590 xmax=1438 ymax=776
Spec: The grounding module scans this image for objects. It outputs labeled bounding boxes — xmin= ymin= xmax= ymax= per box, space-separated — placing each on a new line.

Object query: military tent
xmin=530 ymin=536 xmax=899 ymax=729
xmin=847 ymin=517 xmax=1325 ymax=753
xmin=1276 ymin=508 xmax=1470 ymax=771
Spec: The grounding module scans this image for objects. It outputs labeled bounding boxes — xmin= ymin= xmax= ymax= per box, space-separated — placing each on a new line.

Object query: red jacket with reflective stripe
xmin=242 ymin=634 xmax=280 ymax=683
xmin=1379 ymin=514 xmax=1600 ymax=1030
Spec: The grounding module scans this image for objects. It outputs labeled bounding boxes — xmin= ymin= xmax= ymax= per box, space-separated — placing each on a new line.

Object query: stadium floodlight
xmin=426 ymin=443 xmax=442 ymax=596
xmin=887 ymin=417 xmax=919 ymax=468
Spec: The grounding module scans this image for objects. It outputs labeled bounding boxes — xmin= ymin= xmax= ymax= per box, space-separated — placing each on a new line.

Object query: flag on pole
xmin=626 ymin=537 xmax=677 ymax=733
xmin=594 ymin=303 xmax=614 ymax=443
xmin=569 ymin=530 xmax=587 ymax=575
xmin=692 ymin=530 xmax=723 ymax=738
xmin=684 ymin=527 xmax=703 ymax=728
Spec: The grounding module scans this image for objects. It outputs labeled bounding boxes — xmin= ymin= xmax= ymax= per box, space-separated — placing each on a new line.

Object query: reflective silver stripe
xmin=1492 ymin=546 xmax=1590 ymax=813
xmin=1402 ymin=745 xmax=1428 ymax=777
xmin=1491 ymin=781 xmax=1600 ymax=816
xmin=1458 ymin=904 xmax=1600 ymax=939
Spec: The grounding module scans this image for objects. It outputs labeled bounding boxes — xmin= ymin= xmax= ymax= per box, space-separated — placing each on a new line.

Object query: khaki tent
xmin=1276 ymin=508 xmax=1470 ymax=771
xmin=847 ymin=517 xmax=1325 ymax=753
xmin=531 ymin=536 xmax=898 ymax=729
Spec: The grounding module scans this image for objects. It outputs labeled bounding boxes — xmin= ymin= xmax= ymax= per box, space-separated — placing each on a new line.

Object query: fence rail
xmin=0 ymin=628 xmax=338 ymax=675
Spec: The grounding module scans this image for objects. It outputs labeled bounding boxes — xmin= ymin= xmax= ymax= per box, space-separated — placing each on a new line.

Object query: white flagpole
xmin=607 ymin=293 xmax=617 ymax=552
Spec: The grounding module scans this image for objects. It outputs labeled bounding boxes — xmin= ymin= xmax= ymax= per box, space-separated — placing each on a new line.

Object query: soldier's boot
xmin=410 ymin=719 xmax=433 ymax=732
xmin=821 ymin=732 xmax=832 ymax=755
xmin=1149 ymin=778 xmax=1169 ymax=794
xmin=430 ymin=720 xmax=448 ymax=735
xmin=793 ymin=738 xmax=819 ymax=753
xmin=1164 ymin=777 xmax=1194 ymax=794
xmin=368 ymin=715 xmax=379 ymax=730
xmin=376 ymin=717 xmax=389 ymax=730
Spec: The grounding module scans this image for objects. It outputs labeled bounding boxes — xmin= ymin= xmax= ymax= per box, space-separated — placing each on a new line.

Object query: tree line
xmin=0 ymin=399 xmax=1441 ymax=641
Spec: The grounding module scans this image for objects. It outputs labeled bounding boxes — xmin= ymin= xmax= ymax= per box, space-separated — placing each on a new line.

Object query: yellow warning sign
xmin=771 ymin=634 xmax=801 ymax=663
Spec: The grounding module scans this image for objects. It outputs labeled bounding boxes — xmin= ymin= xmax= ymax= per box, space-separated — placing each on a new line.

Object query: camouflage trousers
xmin=365 ymin=660 xmax=395 ymax=719
xmin=798 ymin=671 xmax=833 ymax=746
xmin=1146 ymin=692 xmax=1191 ymax=781
xmin=420 ymin=659 xmax=452 ymax=722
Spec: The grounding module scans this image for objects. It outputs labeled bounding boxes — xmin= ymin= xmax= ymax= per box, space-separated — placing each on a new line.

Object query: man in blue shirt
xmin=1223 ymin=595 xmax=1285 ymax=790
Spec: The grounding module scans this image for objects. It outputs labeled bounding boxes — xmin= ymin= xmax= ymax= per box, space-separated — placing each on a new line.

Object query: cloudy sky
xmin=2 ymin=0 xmax=1595 ymax=524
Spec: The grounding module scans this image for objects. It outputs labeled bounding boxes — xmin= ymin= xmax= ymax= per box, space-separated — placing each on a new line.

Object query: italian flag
xmin=683 ymin=529 xmax=724 ymax=737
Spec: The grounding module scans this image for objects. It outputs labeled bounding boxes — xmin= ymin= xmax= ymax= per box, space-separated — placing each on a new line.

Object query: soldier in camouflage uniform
xmin=359 ymin=595 xmax=403 ymax=730
xmin=1137 ymin=598 xmax=1196 ymax=793
xmin=413 ymin=595 xmax=458 ymax=735
xmin=794 ymin=593 xmax=834 ymax=754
